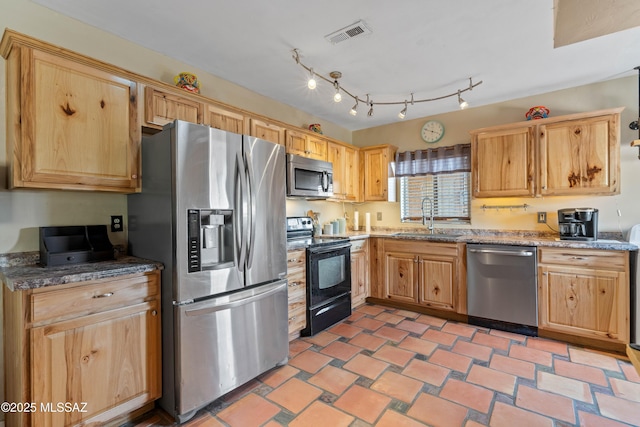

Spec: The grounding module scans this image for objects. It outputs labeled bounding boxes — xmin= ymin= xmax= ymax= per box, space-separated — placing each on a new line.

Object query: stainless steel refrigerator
xmin=128 ymin=120 xmax=288 ymax=423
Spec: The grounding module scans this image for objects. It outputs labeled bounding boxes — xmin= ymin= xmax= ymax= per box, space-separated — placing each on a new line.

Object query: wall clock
xmin=421 ymin=120 xmax=445 ymax=143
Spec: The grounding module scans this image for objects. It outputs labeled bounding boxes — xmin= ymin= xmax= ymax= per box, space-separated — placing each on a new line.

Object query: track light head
xmin=398 ymin=101 xmax=408 ymax=119
xmin=367 ymin=102 xmax=374 ymax=117
xmin=307 ymin=68 xmax=317 ymax=90
xmin=350 ymin=100 xmax=358 ymax=116
xmin=458 ymin=90 xmax=469 ymax=110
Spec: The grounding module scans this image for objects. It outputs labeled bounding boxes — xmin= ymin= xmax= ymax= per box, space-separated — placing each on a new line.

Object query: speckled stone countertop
xmin=297 ymin=229 xmax=638 ymax=251
xmin=0 ymin=251 xmax=164 ymax=291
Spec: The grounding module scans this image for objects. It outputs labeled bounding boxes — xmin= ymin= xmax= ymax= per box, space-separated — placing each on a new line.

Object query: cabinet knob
xmin=151 ymin=310 xmax=158 ymax=316
xmin=132 ymin=174 xmax=138 ymax=179
xmin=288 ymin=258 xmax=298 ymax=263
xmin=93 ymin=292 xmax=114 ymax=298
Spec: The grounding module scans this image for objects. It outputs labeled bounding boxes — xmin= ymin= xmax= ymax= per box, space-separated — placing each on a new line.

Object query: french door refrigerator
xmin=128 ymin=120 xmax=288 ymax=423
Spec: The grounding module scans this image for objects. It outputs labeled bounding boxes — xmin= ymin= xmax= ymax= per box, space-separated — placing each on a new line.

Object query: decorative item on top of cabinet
xmin=203 ymin=103 xmax=247 ymax=134
xmin=285 ymin=129 xmax=327 ymax=160
xmin=0 ymin=29 xmax=141 ymax=193
xmin=250 ymin=117 xmax=285 ymax=145
xmin=327 ymin=141 xmax=359 ymax=201
xmin=286 ymin=249 xmax=307 ymax=339
xmin=144 ymin=86 xmax=204 ymax=129
xmin=538 ymin=247 xmax=629 ymax=351
xmin=360 ymin=144 xmax=398 ymax=201
xmin=470 ymin=108 xmax=622 ymax=198
xmin=4 ymin=271 xmax=162 ymax=427
xmin=350 ymin=239 xmax=369 ymax=308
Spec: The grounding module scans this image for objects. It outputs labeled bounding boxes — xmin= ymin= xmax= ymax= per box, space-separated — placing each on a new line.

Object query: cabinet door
xmin=351 ymin=243 xmax=369 ymax=308
xmin=144 ymin=86 xmax=203 ymax=128
xmin=539 ymin=265 xmax=628 ymax=343
xmin=384 ymin=251 xmax=418 ymax=303
xmin=306 ymin=135 xmax=328 ymax=160
xmin=539 ymin=114 xmax=620 ymax=195
xmin=419 ymin=256 xmax=456 ymax=311
xmin=286 ymin=249 xmax=306 ymax=338
xmin=250 ymin=118 xmax=284 ymax=145
xmin=362 ymin=147 xmax=394 ymax=201
xmin=204 ymin=104 xmax=246 ymax=134
xmin=13 ymin=48 xmax=140 ymax=192
xmin=471 ymin=126 xmax=535 ymax=197
xmin=343 ymin=146 xmax=360 ymax=201
xmin=327 ymin=142 xmax=345 ymax=199
xmin=285 ymin=130 xmax=309 ymax=157
xmin=31 ymin=301 xmax=161 ymax=426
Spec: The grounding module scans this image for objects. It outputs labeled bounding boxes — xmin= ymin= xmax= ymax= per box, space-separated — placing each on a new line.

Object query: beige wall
xmin=348 ymin=76 xmax=640 ymax=235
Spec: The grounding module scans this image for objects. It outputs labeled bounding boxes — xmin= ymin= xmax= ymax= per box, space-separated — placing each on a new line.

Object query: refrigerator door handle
xmin=244 ymin=150 xmax=257 ymax=269
xmin=183 ymin=281 xmax=286 ymax=316
xmin=235 ymin=152 xmax=248 ymax=270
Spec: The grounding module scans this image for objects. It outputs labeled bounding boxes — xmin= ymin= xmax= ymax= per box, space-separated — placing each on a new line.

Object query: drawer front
xmin=287 ymin=249 xmax=306 ymax=271
xmin=538 ymin=248 xmax=626 ymax=270
xmin=350 ymin=239 xmax=367 ymax=252
xmin=31 ymin=273 xmax=160 ymax=325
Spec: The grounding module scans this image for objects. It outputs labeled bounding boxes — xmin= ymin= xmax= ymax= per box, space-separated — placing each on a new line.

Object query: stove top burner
xmin=286 ymin=216 xmax=349 ymax=248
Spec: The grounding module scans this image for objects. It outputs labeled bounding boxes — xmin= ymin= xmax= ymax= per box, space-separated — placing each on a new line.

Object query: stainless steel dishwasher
xmin=467 ymin=244 xmax=538 ymax=336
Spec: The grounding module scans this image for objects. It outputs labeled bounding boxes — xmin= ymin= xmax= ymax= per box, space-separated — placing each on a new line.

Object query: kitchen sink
xmin=391 ymin=232 xmax=462 ymax=240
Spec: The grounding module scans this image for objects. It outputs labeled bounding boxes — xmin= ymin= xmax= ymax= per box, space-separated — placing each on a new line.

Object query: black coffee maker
xmin=557 ymin=208 xmax=598 ymax=241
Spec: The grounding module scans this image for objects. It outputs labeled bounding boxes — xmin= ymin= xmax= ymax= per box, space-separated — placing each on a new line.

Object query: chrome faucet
xmin=421 ymin=196 xmax=435 ymax=234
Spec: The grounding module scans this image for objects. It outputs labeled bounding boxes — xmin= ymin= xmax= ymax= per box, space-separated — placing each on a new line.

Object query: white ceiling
xmin=31 ymin=0 xmax=640 ymax=131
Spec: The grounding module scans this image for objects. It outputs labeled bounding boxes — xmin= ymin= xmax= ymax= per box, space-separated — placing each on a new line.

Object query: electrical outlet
xmin=537 ymin=212 xmax=547 ymax=224
xmin=377 ymin=212 xmax=382 ymax=221
xmin=111 ymin=215 xmax=123 ymax=232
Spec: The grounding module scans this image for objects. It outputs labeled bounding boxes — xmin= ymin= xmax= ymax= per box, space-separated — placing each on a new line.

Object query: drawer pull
xmin=289 ymin=282 xmax=299 ymax=287
xmin=93 ymin=292 xmax=114 ymax=298
xmin=288 ymin=258 xmax=298 ymax=263
xmin=571 ymin=256 xmax=587 ymax=260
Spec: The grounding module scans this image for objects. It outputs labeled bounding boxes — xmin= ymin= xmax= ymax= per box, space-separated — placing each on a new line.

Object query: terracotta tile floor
xmin=132 ymin=304 xmax=640 ymax=427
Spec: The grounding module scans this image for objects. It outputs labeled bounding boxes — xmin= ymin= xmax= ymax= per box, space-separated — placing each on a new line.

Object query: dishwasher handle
xmin=468 ymin=248 xmax=534 ymax=257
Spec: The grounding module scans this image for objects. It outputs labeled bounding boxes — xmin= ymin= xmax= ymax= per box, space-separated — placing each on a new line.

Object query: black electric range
xmin=286 ymin=217 xmax=350 ymax=248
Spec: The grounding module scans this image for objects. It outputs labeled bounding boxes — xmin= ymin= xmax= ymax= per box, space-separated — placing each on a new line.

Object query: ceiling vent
xmin=324 ymin=20 xmax=372 ymax=44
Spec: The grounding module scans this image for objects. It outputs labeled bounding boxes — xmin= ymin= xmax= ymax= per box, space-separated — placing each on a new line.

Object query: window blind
xmin=397 ymin=144 xmax=471 ymax=223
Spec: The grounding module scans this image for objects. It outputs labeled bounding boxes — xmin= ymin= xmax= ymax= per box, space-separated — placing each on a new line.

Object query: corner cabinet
xmin=538 ymin=248 xmax=629 ymax=349
xmin=3 ymin=271 xmax=162 ymax=427
xmin=1 ymin=30 xmax=141 ymax=193
xmin=470 ymin=108 xmax=622 ymax=198
xmin=360 ymin=145 xmax=397 ymax=201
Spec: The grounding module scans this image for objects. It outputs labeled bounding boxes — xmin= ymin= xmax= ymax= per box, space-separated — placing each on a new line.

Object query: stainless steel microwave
xmin=286 ymin=154 xmax=333 ymax=199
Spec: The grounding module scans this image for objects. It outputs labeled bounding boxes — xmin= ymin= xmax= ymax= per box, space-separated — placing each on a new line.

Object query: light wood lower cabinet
xmin=381 ymin=239 xmax=463 ymax=313
xmin=4 ymin=271 xmax=161 ymax=427
xmin=350 ymin=239 xmax=369 ymax=308
xmin=286 ymin=249 xmax=307 ymax=339
xmin=538 ymin=248 xmax=629 ymax=348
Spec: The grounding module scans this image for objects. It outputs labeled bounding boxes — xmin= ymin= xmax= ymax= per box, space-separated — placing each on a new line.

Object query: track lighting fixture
xmin=291 ymin=48 xmax=482 ymax=119
xmin=307 ymin=68 xmax=317 ymax=90
xmin=458 ymin=90 xmax=468 ymax=110
xmin=350 ymin=99 xmax=358 ymax=116
xmin=398 ymin=101 xmax=407 ymax=119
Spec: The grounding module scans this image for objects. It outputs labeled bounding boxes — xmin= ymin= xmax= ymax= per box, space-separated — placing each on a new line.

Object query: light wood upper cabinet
xmin=539 ymin=112 xmax=620 ymax=195
xmin=327 ymin=142 xmax=360 ymax=201
xmin=470 ymin=108 xmax=623 ymax=198
xmin=285 ymin=130 xmax=327 ymax=160
xmin=538 ymin=248 xmax=629 ymax=347
xmin=144 ymin=86 xmax=203 ymax=129
xmin=1 ymin=32 xmax=141 ymax=193
xmin=360 ymin=145 xmax=397 ymax=201
xmin=4 ymin=272 xmax=162 ymax=427
xmin=250 ymin=118 xmax=285 ymax=145
xmin=471 ymin=126 xmax=535 ymax=197
xmin=204 ymin=103 xmax=247 ymax=134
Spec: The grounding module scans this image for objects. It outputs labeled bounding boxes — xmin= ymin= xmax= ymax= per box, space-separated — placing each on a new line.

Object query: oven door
xmin=307 ymin=242 xmax=351 ymax=308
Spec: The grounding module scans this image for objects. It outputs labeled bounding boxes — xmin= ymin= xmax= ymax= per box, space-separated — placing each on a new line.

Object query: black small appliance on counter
xmin=557 ymin=208 xmax=598 ymax=241
xmin=39 ymin=225 xmax=114 ymax=267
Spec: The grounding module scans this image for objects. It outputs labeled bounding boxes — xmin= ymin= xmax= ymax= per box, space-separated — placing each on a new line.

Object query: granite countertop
xmin=0 ymin=252 xmax=164 ymax=291
xmin=295 ymin=229 xmax=638 ymax=251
